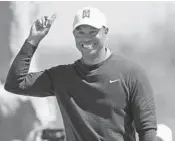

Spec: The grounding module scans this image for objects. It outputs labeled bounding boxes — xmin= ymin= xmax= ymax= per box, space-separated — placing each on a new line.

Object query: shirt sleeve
xmin=4 ymin=40 xmax=55 ymax=97
xmin=128 ymin=64 xmax=157 ymax=141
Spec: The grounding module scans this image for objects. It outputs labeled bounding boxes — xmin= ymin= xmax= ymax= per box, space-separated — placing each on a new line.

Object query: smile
xmin=81 ymin=43 xmax=96 ymax=50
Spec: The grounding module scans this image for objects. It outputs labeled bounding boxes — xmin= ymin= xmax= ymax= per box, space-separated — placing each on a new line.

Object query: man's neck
xmin=81 ymin=47 xmax=111 ymax=66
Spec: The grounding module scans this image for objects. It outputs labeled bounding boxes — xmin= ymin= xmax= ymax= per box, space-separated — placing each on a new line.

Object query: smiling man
xmin=4 ymin=6 xmax=157 ymax=141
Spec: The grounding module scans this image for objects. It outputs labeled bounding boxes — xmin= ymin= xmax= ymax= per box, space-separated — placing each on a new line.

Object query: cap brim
xmin=73 ymin=19 xmax=102 ymax=31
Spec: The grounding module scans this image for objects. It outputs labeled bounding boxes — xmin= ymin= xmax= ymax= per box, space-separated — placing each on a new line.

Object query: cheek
xmin=74 ymin=38 xmax=83 ymax=51
xmin=95 ymin=34 xmax=105 ymax=46
xmin=75 ymin=38 xmax=81 ymax=47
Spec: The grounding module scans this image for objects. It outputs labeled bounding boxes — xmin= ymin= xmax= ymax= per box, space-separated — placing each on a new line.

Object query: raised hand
xmin=27 ymin=14 xmax=57 ymax=45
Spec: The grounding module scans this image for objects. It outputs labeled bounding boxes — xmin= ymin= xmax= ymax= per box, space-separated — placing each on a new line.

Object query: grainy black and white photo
xmin=0 ymin=1 xmax=174 ymax=141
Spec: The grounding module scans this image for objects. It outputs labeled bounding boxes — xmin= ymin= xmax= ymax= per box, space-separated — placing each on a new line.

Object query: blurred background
xmin=0 ymin=1 xmax=175 ymax=141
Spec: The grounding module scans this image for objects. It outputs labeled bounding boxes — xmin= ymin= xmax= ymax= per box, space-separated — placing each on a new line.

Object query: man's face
xmin=73 ymin=25 xmax=108 ymax=56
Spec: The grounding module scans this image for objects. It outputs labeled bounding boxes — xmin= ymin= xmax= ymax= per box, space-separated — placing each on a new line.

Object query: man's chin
xmin=81 ymin=49 xmax=98 ymax=56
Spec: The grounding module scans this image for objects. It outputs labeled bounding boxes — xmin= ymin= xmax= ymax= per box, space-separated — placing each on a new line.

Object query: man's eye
xmin=90 ymin=30 xmax=97 ymax=34
xmin=78 ymin=31 xmax=84 ymax=35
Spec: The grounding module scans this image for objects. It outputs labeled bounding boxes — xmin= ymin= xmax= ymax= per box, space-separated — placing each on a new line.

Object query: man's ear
xmin=105 ymin=27 xmax=109 ymax=34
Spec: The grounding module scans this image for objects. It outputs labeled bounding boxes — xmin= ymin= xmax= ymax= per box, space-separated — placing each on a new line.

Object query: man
xmin=5 ymin=6 xmax=157 ymax=141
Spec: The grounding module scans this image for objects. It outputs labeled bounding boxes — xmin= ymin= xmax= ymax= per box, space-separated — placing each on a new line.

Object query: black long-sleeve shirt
xmin=5 ymin=40 xmax=157 ymax=141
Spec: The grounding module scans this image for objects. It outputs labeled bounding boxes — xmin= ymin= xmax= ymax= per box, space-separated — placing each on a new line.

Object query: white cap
xmin=157 ymin=124 xmax=172 ymax=141
xmin=73 ymin=6 xmax=107 ymax=31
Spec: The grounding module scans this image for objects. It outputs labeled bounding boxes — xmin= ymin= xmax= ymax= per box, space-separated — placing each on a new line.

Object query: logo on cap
xmin=82 ymin=9 xmax=90 ymax=18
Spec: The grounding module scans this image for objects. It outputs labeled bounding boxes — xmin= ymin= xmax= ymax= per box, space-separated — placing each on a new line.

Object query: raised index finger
xmin=48 ymin=13 xmax=57 ymax=26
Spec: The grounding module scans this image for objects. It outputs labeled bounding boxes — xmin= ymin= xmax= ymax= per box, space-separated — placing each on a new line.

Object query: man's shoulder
xmin=111 ymin=53 xmax=136 ymax=69
xmin=47 ymin=63 xmax=74 ymax=75
xmin=111 ymin=52 xmax=146 ymax=76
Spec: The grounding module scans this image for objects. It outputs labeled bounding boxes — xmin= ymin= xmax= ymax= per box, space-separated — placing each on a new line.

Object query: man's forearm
xmin=139 ymin=129 xmax=156 ymax=141
xmin=4 ymin=40 xmax=37 ymax=93
xmin=26 ymin=36 xmax=41 ymax=46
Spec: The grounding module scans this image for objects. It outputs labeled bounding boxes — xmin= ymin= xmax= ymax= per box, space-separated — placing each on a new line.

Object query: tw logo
xmin=82 ymin=9 xmax=90 ymax=18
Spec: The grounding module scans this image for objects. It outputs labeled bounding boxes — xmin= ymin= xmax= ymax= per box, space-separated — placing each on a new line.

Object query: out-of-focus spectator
xmin=25 ymin=125 xmax=65 ymax=141
xmin=156 ymin=124 xmax=173 ymax=141
xmin=0 ymin=83 xmax=41 ymax=141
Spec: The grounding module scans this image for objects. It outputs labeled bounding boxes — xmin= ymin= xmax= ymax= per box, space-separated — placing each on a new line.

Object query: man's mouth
xmin=81 ymin=43 xmax=96 ymax=50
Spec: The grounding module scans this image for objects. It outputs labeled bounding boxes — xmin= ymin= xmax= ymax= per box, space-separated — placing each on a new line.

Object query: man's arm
xmin=128 ymin=64 xmax=157 ymax=141
xmin=4 ymin=14 xmax=57 ymax=97
xmin=4 ymin=40 xmax=54 ymax=97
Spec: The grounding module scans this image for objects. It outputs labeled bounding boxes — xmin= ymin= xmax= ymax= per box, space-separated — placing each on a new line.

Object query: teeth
xmin=82 ymin=44 xmax=93 ymax=49
xmin=84 ymin=45 xmax=92 ymax=48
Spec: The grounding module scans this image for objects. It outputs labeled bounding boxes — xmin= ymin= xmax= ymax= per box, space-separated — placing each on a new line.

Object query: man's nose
xmin=81 ymin=36 xmax=93 ymax=42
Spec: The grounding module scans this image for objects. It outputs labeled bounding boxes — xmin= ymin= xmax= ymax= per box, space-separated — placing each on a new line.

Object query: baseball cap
xmin=73 ymin=6 xmax=107 ymax=31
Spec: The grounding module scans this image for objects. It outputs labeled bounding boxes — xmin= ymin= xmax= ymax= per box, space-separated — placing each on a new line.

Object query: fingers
xmin=41 ymin=17 xmax=46 ymax=28
xmin=32 ymin=14 xmax=56 ymax=34
xmin=35 ymin=14 xmax=56 ymax=28
xmin=34 ymin=18 xmax=44 ymax=30
xmin=38 ymin=19 xmax=42 ymax=26
xmin=35 ymin=16 xmax=47 ymax=28
xmin=47 ymin=13 xmax=57 ymax=27
xmin=44 ymin=16 xmax=49 ymax=27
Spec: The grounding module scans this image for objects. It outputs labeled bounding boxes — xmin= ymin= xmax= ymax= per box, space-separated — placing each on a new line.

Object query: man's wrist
xmin=26 ymin=37 xmax=41 ymax=46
